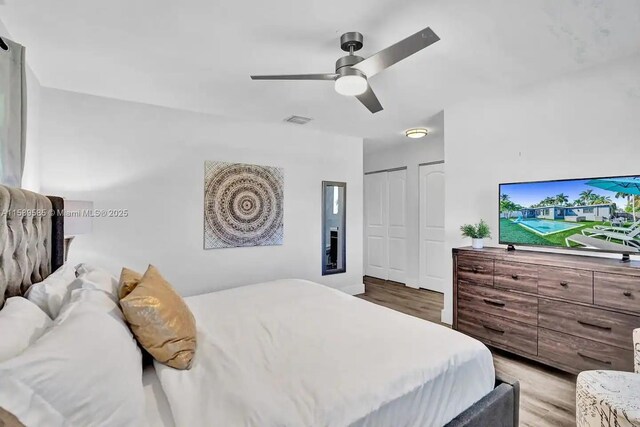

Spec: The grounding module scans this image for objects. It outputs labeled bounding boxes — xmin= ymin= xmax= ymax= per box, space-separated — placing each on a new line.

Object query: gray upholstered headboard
xmin=0 ymin=185 xmax=64 ymax=307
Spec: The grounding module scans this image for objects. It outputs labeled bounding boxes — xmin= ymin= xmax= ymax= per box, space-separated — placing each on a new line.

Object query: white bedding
xmin=143 ymin=365 xmax=175 ymax=427
xmin=155 ymin=279 xmax=494 ymax=427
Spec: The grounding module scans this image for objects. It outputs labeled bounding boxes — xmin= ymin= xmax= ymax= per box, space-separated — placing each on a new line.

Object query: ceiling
xmin=1 ymin=0 xmax=639 ymax=144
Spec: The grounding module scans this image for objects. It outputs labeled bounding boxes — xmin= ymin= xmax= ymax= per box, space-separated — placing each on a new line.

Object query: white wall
xmin=363 ymin=111 xmax=444 ymax=287
xmin=21 ymin=66 xmax=41 ymax=191
xmin=39 ymin=88 xmax=364 ymax=297
xmin=0 ymin=18 xmax=41 ymax=191
xmin=443 ymin=54 xmax=640 ymax=324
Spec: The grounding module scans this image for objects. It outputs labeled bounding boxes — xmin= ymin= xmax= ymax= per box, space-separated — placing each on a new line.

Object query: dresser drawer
xmin=538 ymin=328 xmax=634 ymax=373
xmin=457 ymin=256 xmax=494 ymax=286
xmin=538 ymin=266 xmax=593 ymax=304
xmin=594 ymin=272 xmax=640 ymax=314
xmin=494 ymin=261 xmax=538 ymax=293
xmin=539 ymin=299 xmax=640 ymax=350
xmin=458 ymin=310 xmax=537 ymax=355
xmin=458 ymin=281 xmax=538 ymax=326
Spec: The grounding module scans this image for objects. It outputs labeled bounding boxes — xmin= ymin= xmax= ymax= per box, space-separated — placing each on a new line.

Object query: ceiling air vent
xmin=283 ymin=115 xmax=312 ymax=125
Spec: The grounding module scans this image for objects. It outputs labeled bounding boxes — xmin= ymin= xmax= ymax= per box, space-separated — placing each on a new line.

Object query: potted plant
xmin=460 ymin=220 xmax=491 ymax=249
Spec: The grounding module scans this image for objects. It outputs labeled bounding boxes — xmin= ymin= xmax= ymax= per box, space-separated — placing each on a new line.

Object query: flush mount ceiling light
xmin=405 ymin=128 xmax=429 ymax=139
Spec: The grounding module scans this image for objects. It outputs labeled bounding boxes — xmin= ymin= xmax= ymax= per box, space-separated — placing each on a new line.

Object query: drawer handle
xmin=577 ymin=351 xmax=612 ymax=366
xmin=623 ymin=291 xmax=632 ymax=297
xmin=511 ymin=274 xmax=519 ymax=280
xmin=482 ymin=324 xmax=505 ymax=334
xmin=577 ymin=320 xmax=612 ymax=331
xmin=560 ymin=281 xmax=569 ymax=287
xmin=483 ymin=298 xmax=506 ymax=307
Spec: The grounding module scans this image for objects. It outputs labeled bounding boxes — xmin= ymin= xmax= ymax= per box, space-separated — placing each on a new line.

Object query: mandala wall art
xmin=204 ymin=161 xmax=284 ymax=249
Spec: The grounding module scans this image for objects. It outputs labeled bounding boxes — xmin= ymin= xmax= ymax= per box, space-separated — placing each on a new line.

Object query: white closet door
xmin=387 ymin=169 xmax=407 ymax=283
xmin=364 ymin=172 xmax=389 ymax=279
xmin=419 ymin=163 xmax=446 ymax=292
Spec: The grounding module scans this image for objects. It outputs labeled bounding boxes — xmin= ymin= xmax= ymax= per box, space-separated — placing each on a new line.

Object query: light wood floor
xmin=358 ymin=277 xmax=576 ymax=427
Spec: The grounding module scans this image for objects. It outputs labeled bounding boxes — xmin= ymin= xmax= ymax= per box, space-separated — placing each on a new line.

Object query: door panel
xmin=388 ymin=172 xmax=406 ymax=226
xmin=366 ymin=176 xmax=384 ymax=226
xmin=419 ymin=163 xmax=446 ymax=292
xmin=388 ymin=237 xmax=407 ymax=280
xmin=364 ymin=173 xmax=388 ymax=279
xmin=387 ymin=169 xmax=407 ymax=283
xmin=366 ymin=236 xmax=385 ymax=268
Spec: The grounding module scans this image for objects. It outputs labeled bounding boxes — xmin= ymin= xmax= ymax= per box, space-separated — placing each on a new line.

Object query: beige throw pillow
xmin=118 ymin=268 xmax=142 ymax=300
xmin=0 ymin=407 xmax=26 ymax=427
xmin=120 ymin=266 xmax=196 ymax=369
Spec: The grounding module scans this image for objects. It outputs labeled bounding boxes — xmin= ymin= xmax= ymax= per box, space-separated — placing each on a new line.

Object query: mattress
xmin=154 ymin=279 xmax=495 ymax=427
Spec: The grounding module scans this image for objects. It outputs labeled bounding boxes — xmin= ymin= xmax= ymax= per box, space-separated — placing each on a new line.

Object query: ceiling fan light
xmin=335 ymin=75 xmax=368 ymax=96
xmin=405 ymin=128 xmax=428 ymax=139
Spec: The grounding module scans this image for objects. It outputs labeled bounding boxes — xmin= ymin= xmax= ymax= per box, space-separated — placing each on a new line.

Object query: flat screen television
xmin=499 ymin=175 xmax=640 ymax=258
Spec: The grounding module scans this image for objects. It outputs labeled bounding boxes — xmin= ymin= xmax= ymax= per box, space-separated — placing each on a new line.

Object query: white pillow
xmin=0 ymin=297 xmax=53 ymax=362
xmin=25 ymin=263 xmax=78 ymax=319
xmin=0 ymin=287 xmax=147 ymax=427
xmin=73 ymin=263 xmax=120 ymax=300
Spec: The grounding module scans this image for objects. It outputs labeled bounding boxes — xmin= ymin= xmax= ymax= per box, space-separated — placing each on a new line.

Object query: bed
xmin=0 ymin=185 xmax=519 ymax=427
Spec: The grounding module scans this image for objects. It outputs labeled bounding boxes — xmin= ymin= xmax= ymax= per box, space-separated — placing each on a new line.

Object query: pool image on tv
xmin=499 ymin=176 xmax=640 ymax=253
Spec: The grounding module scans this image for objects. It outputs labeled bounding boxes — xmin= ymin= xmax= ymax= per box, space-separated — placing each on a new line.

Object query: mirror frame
xmin=321 ymin=181 xmax=347 ymax=276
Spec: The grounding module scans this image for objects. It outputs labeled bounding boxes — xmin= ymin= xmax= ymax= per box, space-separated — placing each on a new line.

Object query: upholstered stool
xmin=576 ymin=329 xmax=640 ymax=427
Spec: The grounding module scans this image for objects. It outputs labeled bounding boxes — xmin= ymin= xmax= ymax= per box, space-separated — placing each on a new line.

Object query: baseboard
xmin=341 ymin=283 xmax=365 ymax=295
xmin=405 ymin=279 xmax=419 ymax=289
xmin=441 ymin=307 xmax=453 ymax=325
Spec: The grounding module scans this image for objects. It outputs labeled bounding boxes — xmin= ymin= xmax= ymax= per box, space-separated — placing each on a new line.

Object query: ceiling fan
xmin=250 ymin=27 xmax=440 ymax=114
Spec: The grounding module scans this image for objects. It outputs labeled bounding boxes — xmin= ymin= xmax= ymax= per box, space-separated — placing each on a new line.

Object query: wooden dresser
xmin=453 ymin=247 xmax=640 ymax=374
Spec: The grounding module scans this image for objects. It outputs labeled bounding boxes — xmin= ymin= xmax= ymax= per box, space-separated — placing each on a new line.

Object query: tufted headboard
xmin=0 ymin=185 xmax=64 ymax=308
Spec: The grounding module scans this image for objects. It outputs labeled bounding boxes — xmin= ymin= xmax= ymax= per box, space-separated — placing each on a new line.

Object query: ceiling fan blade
xmin=356 ymin=85 xmax=383 ymax=113
xmin=352 ymin=27 xmax=440 ymax=78
xmin=250 ymin=73 xmax=338 ymax=81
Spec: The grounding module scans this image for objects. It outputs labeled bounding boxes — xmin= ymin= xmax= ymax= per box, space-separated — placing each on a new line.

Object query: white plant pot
xmin=472 ymin=238 xmax=484 ymax=249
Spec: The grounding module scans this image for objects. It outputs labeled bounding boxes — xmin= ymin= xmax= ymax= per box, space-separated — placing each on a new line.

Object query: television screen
xmin=499 ymin=175 xmax=640 ymax=254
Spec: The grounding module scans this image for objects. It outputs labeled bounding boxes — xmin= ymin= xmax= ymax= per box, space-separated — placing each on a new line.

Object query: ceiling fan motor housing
xmin=340 ymin=32 xmax=364 ymax=52
xmin=335 ymin=54 xmax=364 ymax=74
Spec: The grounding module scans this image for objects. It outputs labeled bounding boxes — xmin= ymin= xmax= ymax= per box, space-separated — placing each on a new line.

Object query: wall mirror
xmin=322 ymin=181 xmax=346 ymax=275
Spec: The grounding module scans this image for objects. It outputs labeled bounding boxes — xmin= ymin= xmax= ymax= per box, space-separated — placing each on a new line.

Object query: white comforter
xmin=155 ymin=280 xmax=494 ymax=427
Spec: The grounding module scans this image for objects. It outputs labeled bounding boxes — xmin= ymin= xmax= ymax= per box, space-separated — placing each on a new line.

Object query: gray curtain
xmin=0 ymin=36 xmax=26 ymax=187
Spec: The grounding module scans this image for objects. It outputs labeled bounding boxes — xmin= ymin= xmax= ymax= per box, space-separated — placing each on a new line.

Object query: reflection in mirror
xmin=322 ymin=181 xmax=346 ymax=275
